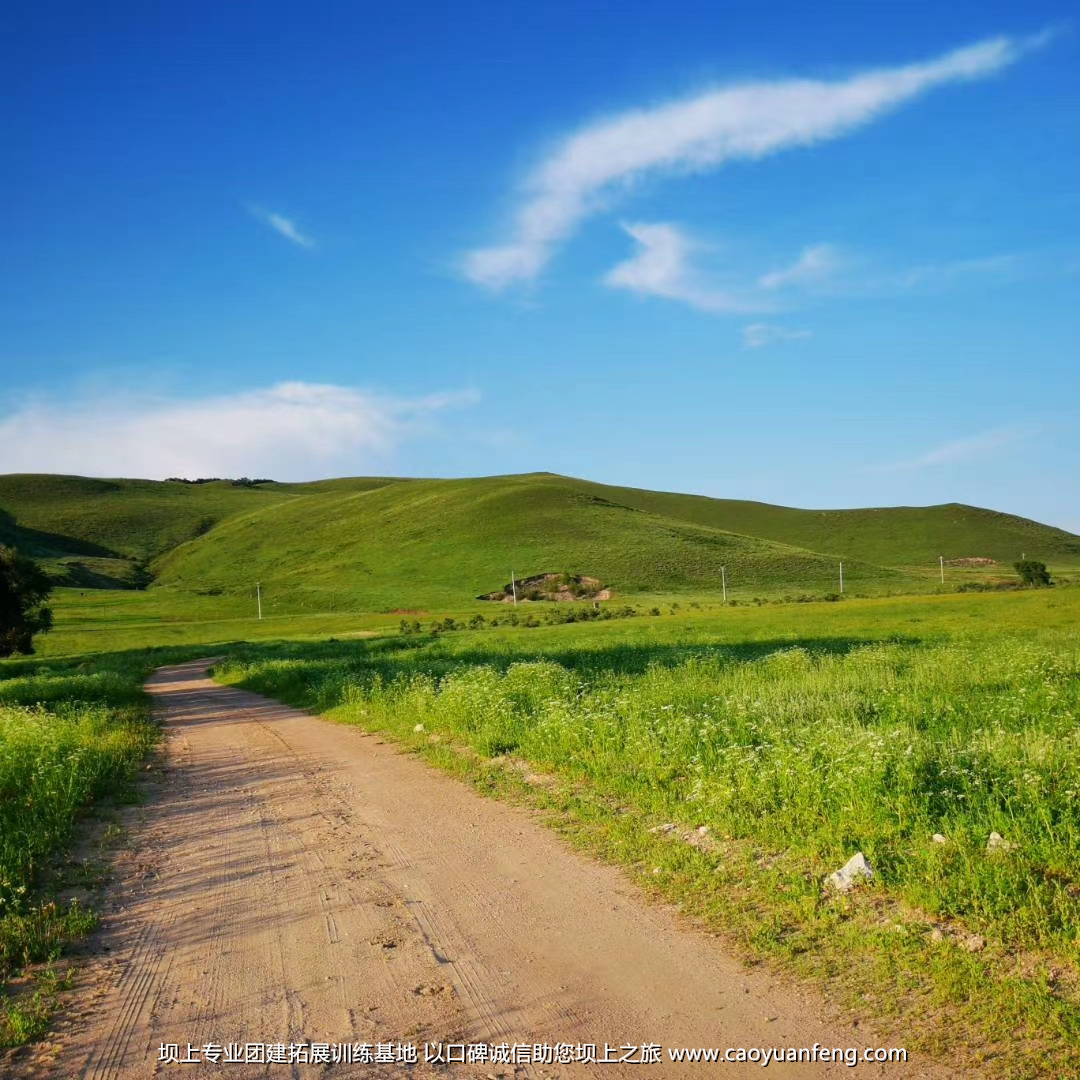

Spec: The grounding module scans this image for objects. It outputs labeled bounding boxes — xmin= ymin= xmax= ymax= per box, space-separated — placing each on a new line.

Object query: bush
xmin=0 ymin=548 xmax=53 ymax=658
xmin=1015 ymin=559 xmax=1052 ymax=587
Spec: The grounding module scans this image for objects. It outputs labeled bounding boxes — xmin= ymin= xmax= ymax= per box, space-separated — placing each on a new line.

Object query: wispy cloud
xmin=883 ymin=423 xmax=1037 ymax=471
xmin=250 ymin=207 xmax=316 ymax=249
xmin=0 ymin=383 xmax=477 ymax=480
xmin=741 ymin=323 xmax=813 ymax=348
xmin=895 ymin=253 xmax=1019 ymax=289
xmin=463 ymin=32 xmax=1047 ymax=290
xmin=759 ymin=244 xmax=841 ymax=290
xmin=603 ymin=222 xmax=759 ymax=312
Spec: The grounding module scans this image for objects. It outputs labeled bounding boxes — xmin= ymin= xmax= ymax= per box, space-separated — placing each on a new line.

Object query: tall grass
xmin=0 ymin=653 xmax=163 ymax=1044
xmin=0 ymin=697 xmax=152 ymax=912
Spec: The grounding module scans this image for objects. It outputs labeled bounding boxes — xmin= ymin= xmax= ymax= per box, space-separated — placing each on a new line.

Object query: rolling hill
xmin=0 ymin=474 xmax=398 ymax=586
xmin=1 ymin=471 xmax=1077 ymax=608
xmin=560 ymin=478 xmax=1080 ymax=569
xmin=150 ymin=474 xmax=915 ymax=609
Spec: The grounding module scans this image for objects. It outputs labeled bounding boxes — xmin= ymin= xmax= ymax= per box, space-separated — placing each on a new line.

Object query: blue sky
xmin=2 ymin=1 xmax=1078 ymax=529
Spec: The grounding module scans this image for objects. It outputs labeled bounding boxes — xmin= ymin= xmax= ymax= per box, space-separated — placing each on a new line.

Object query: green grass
xmin=32 ymin=588 xmax=396 ymax=657
xmin=33 ymin=569 xmax=1078 ymax=661
xmin=574 ymin=476 xmax=1080 ymax=569
xmin=4 ymin=471 xmax=1077 ymax=609
xmin=214 ymin=586 xmax=1080 ymax=1079
xmin=1 ymin=965 xmax=78 ymax=1045
xmin=146 ymin=473 xmax=932 ymax=611
xmin=0 ymin=473 xmax=399 ymax=586
xmin=0 ymin=646 xmax=193 ymax=1046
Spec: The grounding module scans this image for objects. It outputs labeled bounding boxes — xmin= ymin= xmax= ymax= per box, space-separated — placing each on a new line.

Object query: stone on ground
xmin=825 ymin=851 xmax=874 ymax=893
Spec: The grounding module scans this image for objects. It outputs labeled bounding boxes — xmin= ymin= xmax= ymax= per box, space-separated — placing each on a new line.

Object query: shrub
xmin=0 ymin=547 xmax=53 ymax=658
xmin=1015 ymin=559 xmax=1052 ymax=587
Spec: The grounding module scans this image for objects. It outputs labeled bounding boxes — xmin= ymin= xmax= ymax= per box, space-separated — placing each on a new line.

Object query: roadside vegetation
xmin=216 ymin=587 xmax=1080 ymax=1079
xmin=0 ymin=649 xmax=176 ymax=1046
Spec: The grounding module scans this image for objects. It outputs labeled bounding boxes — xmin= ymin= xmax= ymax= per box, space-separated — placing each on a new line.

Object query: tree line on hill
xmin=165 ymin=477 xmax=274 ymax=487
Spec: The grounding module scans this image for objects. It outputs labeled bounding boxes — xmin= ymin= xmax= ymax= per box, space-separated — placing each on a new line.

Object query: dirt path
xmin=22 ymin=661 xmax=953 ymax=1079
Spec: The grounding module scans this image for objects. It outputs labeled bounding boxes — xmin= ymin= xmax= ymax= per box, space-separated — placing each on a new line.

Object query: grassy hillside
xmin=566 ymin=478 xmax=1080 ymax=570
xmin=151 ymin=474 xmax=913 ymax=610
xmin=3 ymin=471 xmax=1077 ymax=606
xmin=0 ymin=474 xmax=399 ymax=586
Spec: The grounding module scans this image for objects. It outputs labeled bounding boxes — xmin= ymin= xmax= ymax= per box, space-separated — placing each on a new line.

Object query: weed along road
xmin=33 ymin=662 xmax=953 ymax=1079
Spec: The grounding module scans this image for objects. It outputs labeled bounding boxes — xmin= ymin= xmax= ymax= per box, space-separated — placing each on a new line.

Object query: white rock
xmin=413 ymin=723 xmax=425 ymax=733
xmin=987 ymin=831 xmax=1013 ymax=852
xmin=932 ymin=833 xmax=948 ymax=844
xmin=826 ymin=852 xmax=874 ymax=893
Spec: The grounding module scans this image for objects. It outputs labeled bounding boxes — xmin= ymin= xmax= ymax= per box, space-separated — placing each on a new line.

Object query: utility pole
xmin=839 ymin=561 xmax=844 ymax=595
xmin=721 ymin=565 xmax=727 ymax=605
xmin=939 ymin=555 xmax=944 ymax=585
xmin=256 ymin=582 xmax=263 ymax=620
xmin=510 ymin=570 xmax=518 ymax=606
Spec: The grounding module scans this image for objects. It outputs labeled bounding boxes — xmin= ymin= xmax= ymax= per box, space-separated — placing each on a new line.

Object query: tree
xmin=0 ymin=546 xmax=54 ymax=657
xmin=1014 ymin=559 xmax=1052 ymax=588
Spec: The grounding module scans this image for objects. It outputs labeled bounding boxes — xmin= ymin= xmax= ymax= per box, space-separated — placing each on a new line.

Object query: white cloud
xmin=603 ymin=222 xmax=757 ymax=312
xmin=885 ymin=423 xmax=1037 ymax=471
xmin=0 ymin=382 xmax=478 ymax=480
xmin=759 ymin=244 xmax=840 ymax=290
xmin=895 ymin=253 xmax=1018 ymax=288
xmin=463 ymin=32 xmax=1046 ymax=289
xmin=741 ymin=323 xmax=813 ymax=348
xmin=250 ymin=207 xmax=315 ymax=248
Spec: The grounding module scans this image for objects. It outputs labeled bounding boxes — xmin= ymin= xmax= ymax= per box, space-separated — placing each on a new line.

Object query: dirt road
xmin=23 ymin=661 xmax=950 ymax=1078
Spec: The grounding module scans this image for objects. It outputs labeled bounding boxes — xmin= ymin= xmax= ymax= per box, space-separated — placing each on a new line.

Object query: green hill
xmin=1 ymin=471 xmax=1076 ymax=607
xmin=151 ymin=473 xmax=914 ymax=609
xmin=561 ymin=479 xmax=1080 ymax=570
xmin=0 ymin=474 xmax=399 ymax=586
